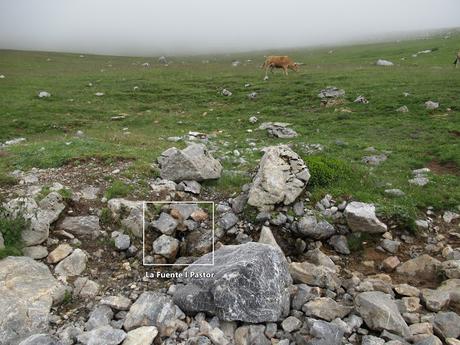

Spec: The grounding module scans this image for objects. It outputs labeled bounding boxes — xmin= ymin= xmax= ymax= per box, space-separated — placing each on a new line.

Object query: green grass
xmin=1 ymin=30 xmax=460 ymax=225
xmin=104 ymin=180 xmax=133 ymax=199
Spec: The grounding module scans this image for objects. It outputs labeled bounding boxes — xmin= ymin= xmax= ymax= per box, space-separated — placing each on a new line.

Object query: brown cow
xmin=454 ymin=51 xmax=460 ymax=68
xmin=262 ymin=56 xmax=299 ymax=76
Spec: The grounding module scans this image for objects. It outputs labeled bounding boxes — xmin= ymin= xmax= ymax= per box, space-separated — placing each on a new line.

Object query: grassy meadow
xmin=0 ymin=31 xmax=459 ymax=226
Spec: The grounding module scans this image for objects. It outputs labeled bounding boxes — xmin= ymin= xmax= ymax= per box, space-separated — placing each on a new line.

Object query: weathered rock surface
xmin=258 ymin=122 xmax=298 ymax=139
xmin=247 ymin=145 xmax=310 ymax=210
xmin=289 ymin=261 xmax=341 ymax=290
xmin=318 ymin=86 xmax=345 ymax=98
xmin=47 ymin=243 xmax=73 ymax=263
xmin=355 ymin=291 xmax=410 ymax=337
xmin=77 ymin=325 xmax=126 ymax=345
xmin=54 ymin=248 xmax=88 ymax=277
xmin=396 ymin=254 xmax=441 ymax=281
xmin=122 ymin=326 xmax=158 ymax=345
xmin=344 ymin=201 xmax=387 ymax=233
xmin=59 ymin=216 xmax=101 ymax=238
xmin=302 ymin=297 xmax=353 ymax=321
xmin=18 ymin=334 xmax=62 ymax=345
xmin=23 ymin=245 xmax=48 ymax=259
xmin=297 ymin=215 xmax=335 ymax=239
xmin=421 ymin=279 xmax=460 ymax=312
xmin=0 ymin=256 xmax=66 ymax=345
xmin=173 ymin=242 xmax=292 ymax=323
xmin=158 ymin=144 xmax=222 ymax=182
xmin=3 ymin=196 xmax=64 ymax=246
xmin=124 ymin=292 xmax=178 ymax=336
xmin=152 ymin=235 xmax=179 ymax=260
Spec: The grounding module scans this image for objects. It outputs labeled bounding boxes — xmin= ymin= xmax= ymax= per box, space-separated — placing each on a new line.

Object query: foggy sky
xmin=0 ymin=0 xmax=459 ymax=56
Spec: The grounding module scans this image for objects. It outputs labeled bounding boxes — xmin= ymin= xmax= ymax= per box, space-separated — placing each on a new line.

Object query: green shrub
xmin=304 ymin=156 xmax=352 ymax=188
xmin=0 ymin=214 xmax=27 ymax=259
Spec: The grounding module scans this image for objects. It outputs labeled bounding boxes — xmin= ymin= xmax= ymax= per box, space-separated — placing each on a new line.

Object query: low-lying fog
xmin=0 ymin=0 xmax=459 ymax=56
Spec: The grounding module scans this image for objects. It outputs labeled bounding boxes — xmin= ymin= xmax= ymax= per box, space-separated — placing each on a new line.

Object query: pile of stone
xmin=146 ymin=203 xmax=213 ymax=264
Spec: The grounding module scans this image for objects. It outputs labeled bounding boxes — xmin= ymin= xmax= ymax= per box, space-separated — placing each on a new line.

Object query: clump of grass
xmin=100 ymin=207 xmax=114 ymax=226
xmin=104 ymin=180 xmax=133 ymax=199
xmin=0 ymin=173 xmax=17 ymax=187
xmin=58 ymin=187 xmax=73 ymax=201
xmin=347 ymin=233 xmax=367 ymax=253
xmin=62 ymin=290 xmax=72 ymax=305
xmin=380 ymin=204 xmax=417 ymax=234
xmin=304 ymin=156 xmax=353 ymax=188
xmin=0 ymin=212 xmax=27 ymax=259
xmin=35 ymin=186 xmax=51 ymax=202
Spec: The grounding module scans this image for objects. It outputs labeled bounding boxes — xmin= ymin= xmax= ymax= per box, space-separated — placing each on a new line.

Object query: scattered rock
xmin=152 ymin=235 xmax=179 ymax=260
xmin=100 ymin=296 xmax=132 ymax=311
xmin=173 ymin=242 xmax=292 ymax=323
xmin=303 ymin=297 xmax=353 ymax=321
xmin=281 ymin=316 xmax=302 ymax=332
xmin=289 ymin=261 xmax=341 ymax=290
xmin=297 ymin=215 xmax=336 ymax=239
xmin=247 ymin=145 xmax=310 ymax=210
xmin=376 ymin=59 xmax=394 ymax=66
xmin=59 ymin=216 xmax=101 ymax=238
xmin=18 ymin=334 xmax=62 ymax=345
xmin=362 ymin=154 xmax=387 ymax=166
xmin=329 ymin=235 xmax=350 ymax=255
xmin=425 ymin=101 xmax=439 ymax=110
xmin=73 ymin=277 xmax=100 ymax=299
xmin=345 ymin=201 xmax=387 ymax=233
xmin=122 ymin=326 xmax=158 ymax=345
xmin=123 ymin=292 xmax=178 ymax=336
xmin=396 ymin=254 xmax=441 ymax=281
xmin=78 ymin=325 xmax=126 ymax=345
xmin=354 ymin=95 xmax=369 ymax=104
xmin=318 ymin=87 xmax=345 ymax=98
xmin=258 ymin=122 xmax=298 ymax=139
xmin=114 ymin=234 xmax=131 ymax=251
xmin=47 ymin=244 xmax=73 ymax=264
xmin=54 ymin=248 xmax=88 ymax=277
xmin=355 ymin=291 xmax=410 ymax=337
xmin=151 ymin=212 xmax=178 ymax=235
xmin=23 ymin=245 xmax=48 ymax=259
xmin=38 ymin=91 xmax=51 ymax=98
xmin=397 ymin=106 xmax=409 ymax=113
xmin=222 ymin=89 xmax=232 ymax=96
xmin=158 ymin=144 xmax=223 ymax=182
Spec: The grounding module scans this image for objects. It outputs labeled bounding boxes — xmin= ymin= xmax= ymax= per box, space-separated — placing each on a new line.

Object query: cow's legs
xmin=283 ymin=66 xmax=288 ymax=75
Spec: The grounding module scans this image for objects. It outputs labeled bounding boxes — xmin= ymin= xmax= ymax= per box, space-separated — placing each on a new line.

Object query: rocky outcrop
xmin=0 ymin=256 xmax=66 ymax=345
xmin=247 ymin=145 xmax=310 ymax=211
xmin=173 ymin=242 xmax=292 ymax=323
xmin=158 ymin=144 xmax=222 ymax=182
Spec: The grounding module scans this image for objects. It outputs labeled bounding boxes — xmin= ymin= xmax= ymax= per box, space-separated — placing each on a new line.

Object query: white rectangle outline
xmin=142 ymin=201 xmax=215 ymax=266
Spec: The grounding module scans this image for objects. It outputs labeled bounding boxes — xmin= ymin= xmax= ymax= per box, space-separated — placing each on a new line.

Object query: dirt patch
xmin=427 ymin=159 xmax=460 ymax=176
xmin=449 ymin=130 xmax=460 ymax=137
